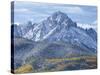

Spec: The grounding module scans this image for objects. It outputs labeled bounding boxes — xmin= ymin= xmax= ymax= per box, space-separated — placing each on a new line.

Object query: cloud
xmin=65 ymin=7 xmax=84 ymax=13
xmin=44 ymin=4 xmax=85 ymax=14
xmin=14 ymin=1 xmax=97 ymax=24
xmin=92 ymin=20 xmax=97 ymax=24
xmin=14 ymin=8 xmax=29 ymax=12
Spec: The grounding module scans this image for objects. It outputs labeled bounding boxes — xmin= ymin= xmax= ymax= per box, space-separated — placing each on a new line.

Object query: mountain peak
xmin=53 ymin=11 xmax=67 ymax=15
xmin=46 ymin=11 xmax=71 ymax=26
xmin=46 ymin=11 xmax=77 ymax=28
xmin=51 ymin=11 xmax=68 ymax=19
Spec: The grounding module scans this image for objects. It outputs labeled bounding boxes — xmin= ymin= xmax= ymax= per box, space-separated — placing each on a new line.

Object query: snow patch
xmin=35 ymin=30 xmax=41 ymax=41
xmin=43 ymin=26 xmax=57 ymax=40
xmin=23 ymin=29 xmax=33 ymax=39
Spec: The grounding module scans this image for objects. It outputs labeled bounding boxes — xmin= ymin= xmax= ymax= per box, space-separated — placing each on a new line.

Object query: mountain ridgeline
xmin=11 ymin=11 xmax=97 ymax=72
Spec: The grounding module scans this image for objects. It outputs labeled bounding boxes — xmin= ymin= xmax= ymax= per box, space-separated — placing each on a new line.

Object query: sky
xmin=12 ymin=1 xmax=97 ymax=25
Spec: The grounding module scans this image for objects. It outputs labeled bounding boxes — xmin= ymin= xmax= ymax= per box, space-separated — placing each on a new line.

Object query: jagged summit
xmin=49 ymin=11 xmax=69 ymax=22
xmin=45 ymin=11 xmax=76 ymax=28
xmin=52 ymin=11 xmax=68 ymax=18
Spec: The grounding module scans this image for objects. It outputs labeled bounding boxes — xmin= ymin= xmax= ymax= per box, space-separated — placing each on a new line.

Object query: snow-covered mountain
xmin=77 ymin=23 xmax=97 ymax=32
xmin=22 ymin=11 xmax=77 ymax=41
xmin=12 ymin=11 xmax=97 ymax=52
xmin=12 ymin=11 xmax=97 ymax=70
